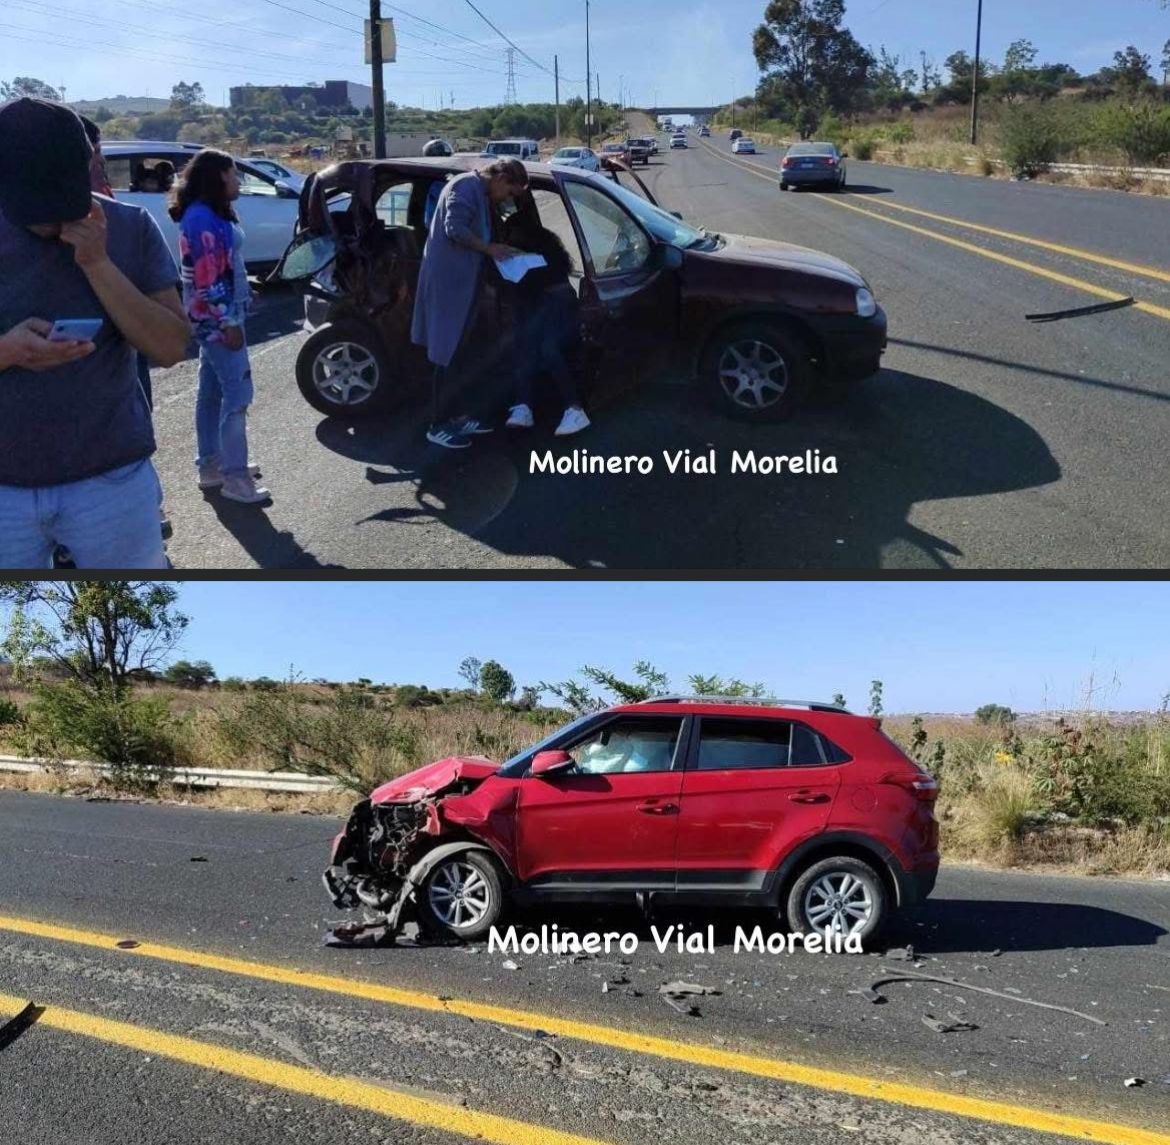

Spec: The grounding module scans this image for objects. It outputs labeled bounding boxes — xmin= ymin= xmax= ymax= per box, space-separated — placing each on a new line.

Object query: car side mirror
xmin=530 ymin=750 xmax=574 ymax=777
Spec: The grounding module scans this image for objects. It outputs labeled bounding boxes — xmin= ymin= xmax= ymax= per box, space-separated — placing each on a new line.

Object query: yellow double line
xmin=1 ymin=912 xmax=1168 ymax=1145
xmin=696 ymin=140 xmax=1170 ymax=323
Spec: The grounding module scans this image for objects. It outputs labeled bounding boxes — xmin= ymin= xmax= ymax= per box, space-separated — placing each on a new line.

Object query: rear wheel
xmin=295 ymin=318 xmax=395 ymax=419
xmin=785 ymin=856 xmax=887 ymax=946
xmin=779 ymin=181 xmax=789 ymax=191
xmin=417 ymin=851 xmax=505 ymax=942
xmin=699 ymin=320 xmax=812 ymax=422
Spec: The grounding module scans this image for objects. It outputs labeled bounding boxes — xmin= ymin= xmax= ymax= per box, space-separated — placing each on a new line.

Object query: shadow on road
xmin=309 ymin=366 xmax=1060 ymax=569
xmin=202 ymin=490 xmax=341 ymax=569
xmin=897 ymin=897 xmax=1168 ymax=954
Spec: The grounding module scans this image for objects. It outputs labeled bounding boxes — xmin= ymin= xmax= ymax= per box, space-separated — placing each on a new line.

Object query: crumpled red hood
xmin=369 ymin=756 xmax=499 ymax=804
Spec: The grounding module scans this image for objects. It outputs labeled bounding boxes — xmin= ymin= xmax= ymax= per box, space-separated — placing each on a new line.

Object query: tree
xmin=1161 ymin=39 xmax=1170 ymax=87
xmin=170 ymin=81 xmax=205 ymax=111
xmin=164 ymin=660 xmax=216 ymax=689
xmin=1113 ymin=46 xmax=1153 ymax=99
xmin=752 ymin=0 xmax=873 ymax=133
xmin=0 ymin=77 xmax=60 ymax=101
xmin=457 ymin=656 xmax=483 ymax=692
xmin=974 ymin=703 xmax=1017 ymax=726
xmin=581 ymin=660 xmax=670 ymax=704
xmin=995 ymin=39 xmax=1041 ymax=104
xmin=868 ymin=679 xmax=883 ymax=717
xmin=478 ymin=660 xmax=515 ymax=703
xmin=1003 ymin=39 xmax=1039 ymax=76
xmin=0 ymin=582 xmax=187 ymax=696
xmin=831 ymin=692 xmax=847 ymax=708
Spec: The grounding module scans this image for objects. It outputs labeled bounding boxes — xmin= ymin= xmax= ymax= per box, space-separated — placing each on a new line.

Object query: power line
xmin=458 ymin=0 xmax=554 ymax=77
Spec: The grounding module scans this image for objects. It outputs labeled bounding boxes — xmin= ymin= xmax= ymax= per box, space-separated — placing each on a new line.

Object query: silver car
xmin=780 ymin=142 xmax=847 ymax=191
xmin=549 ymin=146 xmax=600 ymax=172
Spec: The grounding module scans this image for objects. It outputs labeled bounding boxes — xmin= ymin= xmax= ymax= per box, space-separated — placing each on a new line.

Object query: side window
xmin=563 ymin=716 xmax=683 ymax=775
xmin=822 ymin=736 xmax=853 ymax=763
xmin=532 ymin=189 xmax=584 ymax=280
xmin=790 ymin=724 xmax=827 ymax=767
xmin=238 ymin=168 xmax=277 ymax=197
xmin=564 ymin=182 xmax=650 ymax=275
xmin=696 ymin=718 xmax=792 ymax=771
xmin=376 ymin=180 xmax=415 ymax=227
xmin=108 ymin=155 xmax=187 ymax=194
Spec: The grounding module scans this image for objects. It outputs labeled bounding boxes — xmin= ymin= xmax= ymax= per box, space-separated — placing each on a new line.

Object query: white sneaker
xmin=220 ymin=473 xmax=271 ymax=504
xmin=199 ymin=461 xmax=260 ymax=489
xmin=554 ymin=407 xmax=591 ymax=436
xmin=506 ymin=403 xmax=535 ymax=429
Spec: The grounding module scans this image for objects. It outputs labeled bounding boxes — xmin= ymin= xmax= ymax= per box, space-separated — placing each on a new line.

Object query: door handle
xmin=788 ymin=791 xmax=831 ymax=804
xmin=637 ymin=801 xmax=679 ymax=815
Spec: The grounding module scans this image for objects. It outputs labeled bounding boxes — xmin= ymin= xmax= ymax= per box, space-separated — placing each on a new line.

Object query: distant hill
xmin=70 ymin=96 xmax=171 ymax=114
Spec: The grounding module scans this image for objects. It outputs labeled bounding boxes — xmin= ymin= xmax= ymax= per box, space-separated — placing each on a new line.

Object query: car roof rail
xmin=638 ymin=695 xmax=851 ymax=713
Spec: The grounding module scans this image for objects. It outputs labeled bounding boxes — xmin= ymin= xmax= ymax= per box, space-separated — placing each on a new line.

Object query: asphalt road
xmin=146 ymin=133 xmax=1170 ymax=569
xmin=1 ymin=790 xmax=1168 ymax=1145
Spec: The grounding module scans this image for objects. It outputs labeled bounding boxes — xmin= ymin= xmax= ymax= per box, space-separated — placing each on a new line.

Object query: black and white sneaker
xmin=453 ymin=416 xmax=494 ymax=435
xmin=426 ymin=424 xmax=473 ymax=450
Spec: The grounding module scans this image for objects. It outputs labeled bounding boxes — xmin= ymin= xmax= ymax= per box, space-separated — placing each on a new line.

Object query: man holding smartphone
xmin=0 ymin=97 xmax=190 ymax=569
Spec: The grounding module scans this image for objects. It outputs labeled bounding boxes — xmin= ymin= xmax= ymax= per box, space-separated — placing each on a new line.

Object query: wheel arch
xmin=405 ymin=839 xmax=514 ymax=891
xmin=692 ymin=308 xmax=828 ymax=381
xmin=770 ymin=832 xmax=906 ymax=911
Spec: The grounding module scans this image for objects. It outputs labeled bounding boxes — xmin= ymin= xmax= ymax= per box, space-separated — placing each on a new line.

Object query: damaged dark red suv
xmin=325 ymin=697 xmax=939 ymax=945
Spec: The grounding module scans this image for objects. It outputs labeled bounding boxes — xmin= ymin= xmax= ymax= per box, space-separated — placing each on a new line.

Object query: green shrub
xmin=815 ymin=113 xmax=847 ymax=145
xmin=16 ymin=681 xmax=178 ymax=778
xmin=0 ymin=697 xmax=21 ymax=728
xmin=999 ymin=104 xmax=1062 ymax=176
xmin=849 ymin=134 xmax=876 ymax=160
xmin=1094 ymin=102 xmax=1170 ymax=165
xmin=975 ymin=703 xmax=1018 ymax=726
xmin=885 ymin=120 xmax=915 ymax=144
xmin=968 ymin=764 xmax=1036 ymax=846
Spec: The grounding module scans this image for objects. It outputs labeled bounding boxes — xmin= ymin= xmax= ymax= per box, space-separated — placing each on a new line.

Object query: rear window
xmin=696 ymin=718 xmax=792 ymax=770
xmin=788 ymin=144 xmax=835 ymax=156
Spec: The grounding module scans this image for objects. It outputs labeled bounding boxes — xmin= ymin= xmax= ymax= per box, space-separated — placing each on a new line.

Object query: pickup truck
xmin=624 ymin=138 xmax=651 ymax=166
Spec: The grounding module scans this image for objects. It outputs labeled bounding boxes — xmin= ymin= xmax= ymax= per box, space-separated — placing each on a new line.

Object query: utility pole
xmin=370 ymin=0 xmax=386 ymax=158
xmin=554 ymin=55 xmax=561 ymax=146
xmin=585 ymin=0 xmax=592 ymax=149
xmin=969 ymin=0 xmax=983 ymax=145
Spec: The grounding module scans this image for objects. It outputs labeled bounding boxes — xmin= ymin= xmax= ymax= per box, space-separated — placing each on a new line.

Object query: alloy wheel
xmin=427 ymin=860 xmax=492 ymax=929
xmin=803 ymin=871 xmax=874 ymax=936
xmin=311 ymin=341 xmax=379 ymax=406
xmin=717 ymin=338 xmax=790 ymax=411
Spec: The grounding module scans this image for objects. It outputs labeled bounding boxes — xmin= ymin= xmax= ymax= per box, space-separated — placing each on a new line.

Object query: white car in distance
xmin=549 ymin=146 xmax=600 ymax=172
xmin=99 ymin=142 xmax=301 ymax=273
xmin=731 ymin=137 xmax=757 ymax=154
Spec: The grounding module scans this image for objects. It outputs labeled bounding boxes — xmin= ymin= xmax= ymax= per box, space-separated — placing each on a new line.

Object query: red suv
xmin=324 ymin=698 xmax=939 ymax=945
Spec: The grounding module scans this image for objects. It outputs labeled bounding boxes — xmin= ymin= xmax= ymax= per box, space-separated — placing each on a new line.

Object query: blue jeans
xmin=196 ymin=338 xmax=253 ymax=476
xmin=0 ymin=459 xmax=167 ymax=569
xmin=513 ymin=285 xmax=580 ymax=409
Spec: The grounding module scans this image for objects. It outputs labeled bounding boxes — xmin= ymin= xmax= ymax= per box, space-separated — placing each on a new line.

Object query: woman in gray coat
xmin=411 ymin=158 xmax=528 ymax=449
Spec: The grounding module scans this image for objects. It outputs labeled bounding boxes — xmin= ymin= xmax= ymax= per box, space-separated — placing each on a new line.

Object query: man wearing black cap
xmin=0 ymin=97 xmax=190 ymax=569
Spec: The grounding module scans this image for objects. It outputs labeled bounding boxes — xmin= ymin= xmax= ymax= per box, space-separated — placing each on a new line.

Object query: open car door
xmin=599 ymin=157 xmax=659 ymax=207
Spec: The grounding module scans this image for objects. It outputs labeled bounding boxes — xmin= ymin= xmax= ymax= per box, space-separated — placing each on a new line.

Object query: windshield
xmin=498 ymin=712 xmax=600 ymax=777
xmin=489 ymin=143 xmax=522 ymax=155
xmin=603 ymin=144 xmax=624 ymax=151
xmin=598 ymin=175 xmax=707 ymax=249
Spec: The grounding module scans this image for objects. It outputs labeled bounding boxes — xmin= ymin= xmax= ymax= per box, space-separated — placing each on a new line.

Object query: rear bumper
xmin=896 ymin=861 xmax=939 ymax=909
xmin=782 ymin=169 xmax=841 ymax=185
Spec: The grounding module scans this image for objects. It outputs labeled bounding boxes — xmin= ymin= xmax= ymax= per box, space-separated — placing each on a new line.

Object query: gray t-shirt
xmin=0 ymin=196 xmax=180 ymax=487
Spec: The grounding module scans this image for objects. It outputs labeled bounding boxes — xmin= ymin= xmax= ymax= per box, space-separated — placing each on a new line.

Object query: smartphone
xmin=48 ymin=318 xmax=102 ymax=343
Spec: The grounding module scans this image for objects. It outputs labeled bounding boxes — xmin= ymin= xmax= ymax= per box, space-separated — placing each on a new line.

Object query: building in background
xmin=230 ymin=80 xmax=373 ymax=112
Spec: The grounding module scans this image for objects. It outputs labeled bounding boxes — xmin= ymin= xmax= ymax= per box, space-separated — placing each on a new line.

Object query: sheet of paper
xmin=494 ymin=253 xmax=547 ymax=283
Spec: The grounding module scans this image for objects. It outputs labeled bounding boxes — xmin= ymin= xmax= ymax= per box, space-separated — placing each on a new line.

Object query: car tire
xmin=416 ymin=850 xmax=505 ymax=942
xmin=699 ymin=319 xmax=812 ymax=422
xmin=779 ymin=182 xmax=789 ymax=191
xmin=784 ymin=856 xmax=888 ymax=948
xmin=295 ymin=319 xmax=395 ymax=419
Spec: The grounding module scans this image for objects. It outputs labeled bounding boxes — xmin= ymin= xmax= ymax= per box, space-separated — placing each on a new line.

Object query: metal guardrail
xmin=0 ymin=754 xmax=344 ymax=794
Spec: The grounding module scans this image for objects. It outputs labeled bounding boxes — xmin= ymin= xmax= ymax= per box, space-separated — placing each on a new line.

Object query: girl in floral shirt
xmin=169 ymin=150 xmax=269 ymax=505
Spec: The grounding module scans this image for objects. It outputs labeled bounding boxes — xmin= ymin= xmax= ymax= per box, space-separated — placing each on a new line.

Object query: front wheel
xmin=416 ymin=851 xmax=505 ymax=942
xmin=295 ymin=319 xmax=395 ymax=419
xmin=785 ymin=856 xmax=887 ymax=947
xmin=699 ymin=320 xmax=812 ymax=422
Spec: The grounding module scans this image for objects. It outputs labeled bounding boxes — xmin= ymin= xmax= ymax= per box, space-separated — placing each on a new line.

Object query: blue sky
xmin=2 ymin=0 xmax=1167 ymax=109
xmin=169 ymin=582 xmax=1170 ymax=712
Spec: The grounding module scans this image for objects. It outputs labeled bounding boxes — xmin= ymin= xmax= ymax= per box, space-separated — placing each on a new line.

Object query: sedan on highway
xmin=274 ymin=153 xmax=887 ymax=423
xmin=601 ymin=141 xmax=632 ymax=165
xmin=101 ymin=141 xmax=302 ymax=272
xmin=323 ymin=698 xmax=939 ymax=943
xmin=670 ymin=133 xmax=688 ymax=149
xmin=781 ymin=141 xmax=848 ymax=191
xmin=731 ymin=136 xmax=757 ymax=154
xmin=550 ymin=146 xmax=600 ymax=172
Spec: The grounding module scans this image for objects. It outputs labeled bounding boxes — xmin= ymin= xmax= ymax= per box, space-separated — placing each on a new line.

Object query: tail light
xmin=824 ymin=157 xmax=837 ymax=167
xmin=781 ymin=157 xmax=792 ymax=168
xmin=881 ymin=770 xmax=939 ymax=802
